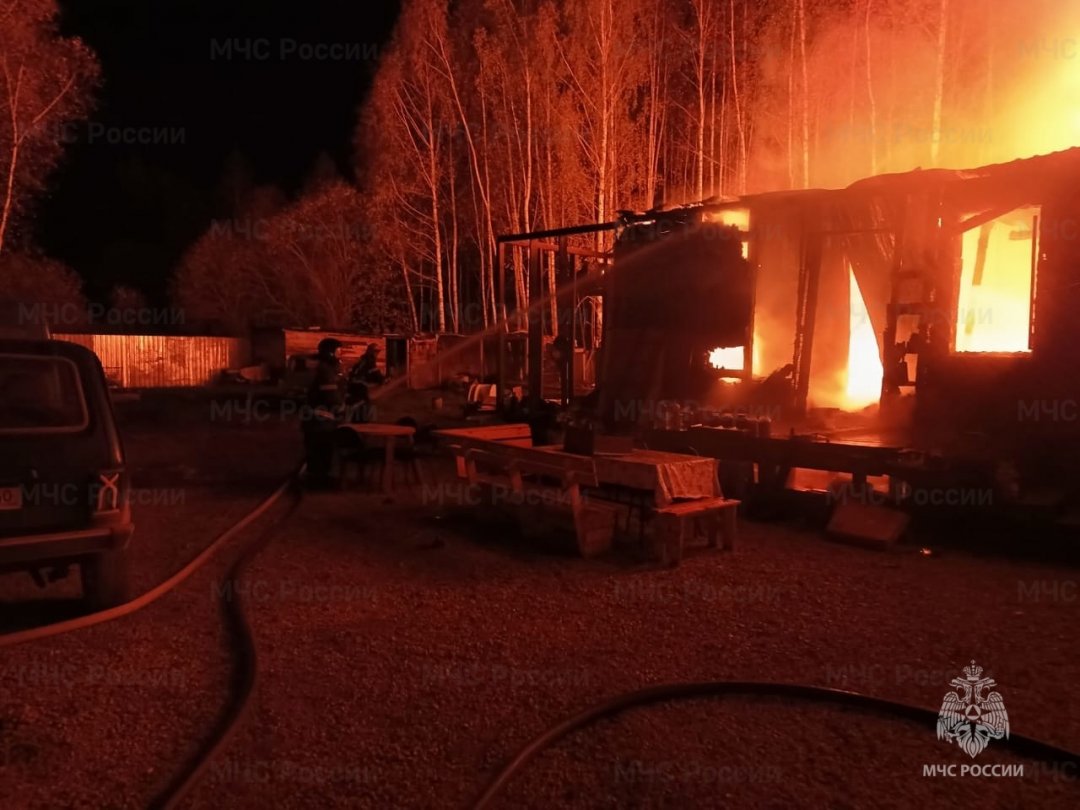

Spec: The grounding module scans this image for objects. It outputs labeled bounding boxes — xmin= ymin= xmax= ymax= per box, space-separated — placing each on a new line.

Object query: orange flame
xmin=955 ymin=208 xmax=1037 ymax=353
xmin=708 ymin=346 xmax=745 ymax=372
xmin=844 ymin=267 xmax=883 ymax=409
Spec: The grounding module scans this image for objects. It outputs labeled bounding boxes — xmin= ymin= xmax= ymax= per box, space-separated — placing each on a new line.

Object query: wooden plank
xmin=450 ymin=438 xmax=615 ymax=558
xmin=487 ymin=444 xmax=597 ymax=479
xmin=436 ymin=424 xmax=532 ymax=441
xmin=827 ymin=503 xmax=909 ymax=550
xmin=656 ymin=497 xmax=740 ymax=517
xmin=452 ymin=442 xmax=597 ymax=484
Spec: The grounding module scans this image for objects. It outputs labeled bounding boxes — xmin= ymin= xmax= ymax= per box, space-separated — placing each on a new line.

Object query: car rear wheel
xmin=81 ymin=548 xmax=132 ymax=610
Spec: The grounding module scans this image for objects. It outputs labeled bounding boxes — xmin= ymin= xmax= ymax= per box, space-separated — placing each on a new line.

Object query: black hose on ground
xmin=472 ymin=681 xmax=1080 ymax=809
xmin=0 ymin=472 xmax=301 ymax=648
xmin=152 ymin=474 xmax=305 ymax=810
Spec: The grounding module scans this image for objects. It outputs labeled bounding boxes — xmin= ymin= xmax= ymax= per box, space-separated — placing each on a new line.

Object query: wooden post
xmin=528 ymin=240 xmax=543 ymax=410
xmin=496 ymin=241 xmax=507 ymax=416
xmin=744 ymin=210 xmax=759 ymax=381
xmin=558 ymin=235 xmax=573 ymax=406
xmin=794 ymin=214 xmax=824 ymax=416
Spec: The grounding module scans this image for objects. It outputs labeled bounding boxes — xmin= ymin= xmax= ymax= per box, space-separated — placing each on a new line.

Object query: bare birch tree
xmin=930 ymin=0 xmax=949 ymax=165
xmin=0 ymin=0 xmax=98 ymax=254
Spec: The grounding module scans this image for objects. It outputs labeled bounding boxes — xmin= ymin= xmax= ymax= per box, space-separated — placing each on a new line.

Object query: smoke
xmin=752 ymin=0 xmax=1080 ymax=193
xmin=739 ymin=0 xmax=1080 ymax=412
xmin=994 ymin=3 xmax=1080 ymax=162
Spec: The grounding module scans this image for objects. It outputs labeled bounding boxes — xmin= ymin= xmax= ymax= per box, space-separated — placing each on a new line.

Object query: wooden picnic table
xmin=337 ymin=423 xmax=416 ymax=494
xmin=435 ymin=428 xmax=737 ymax=561
xmin=528 ymin=446 xmax=736 ymax=563
xmin=530 ymin=446 xmax=722 ymax=507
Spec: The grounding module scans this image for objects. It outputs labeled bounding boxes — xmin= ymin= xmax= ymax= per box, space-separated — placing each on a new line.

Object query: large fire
xmin=703 ymin=5 xmax=1079 ymax=412
xmin=946 ymin=13 xmax=1079 ymax=355
xmin=845 ymin=268 xmax=883 ymax=408
xmin=708 ymin=346 xmax=745 ymax=372
xmin=955 ymin=208 xmax=1038 ymax=353
xmin=703 ymin=208 xmax=751 ymax=258
xmin=708 ymin=338 xmax=762 ymax=377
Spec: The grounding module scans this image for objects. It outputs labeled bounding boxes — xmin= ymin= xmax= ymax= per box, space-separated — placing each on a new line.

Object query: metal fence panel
xmin=54 ymin=334 xmax=251 ymax=388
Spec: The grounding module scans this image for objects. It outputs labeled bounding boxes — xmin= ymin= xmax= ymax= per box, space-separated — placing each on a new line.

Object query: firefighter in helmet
xmin=302 ymin=338 xmax=344 ymax=489
xmin=345 ymin=342 xmax=385 ymax=423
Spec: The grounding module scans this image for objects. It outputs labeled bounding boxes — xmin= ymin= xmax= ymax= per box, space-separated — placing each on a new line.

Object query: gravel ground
xmin=182 ymin=470 xmax=1080 ymax=809
xmin=0 ymin=415 xmax=301 ymax=809
xmin=2 ymin=403 xmax=1079 ymax=809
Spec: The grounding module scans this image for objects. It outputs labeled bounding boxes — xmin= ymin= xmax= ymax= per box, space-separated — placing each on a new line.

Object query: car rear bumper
xmin=0 ymin=523 xmax=134 ymax=569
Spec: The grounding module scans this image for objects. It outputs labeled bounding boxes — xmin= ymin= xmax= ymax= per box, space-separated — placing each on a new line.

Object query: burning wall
xmin=598 ymin=218 xmax=753 ymax=423
xmin=592 ymin=0 xmax=1080 ymax=427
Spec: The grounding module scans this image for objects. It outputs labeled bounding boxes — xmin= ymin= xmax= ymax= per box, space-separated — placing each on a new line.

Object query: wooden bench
xmin=435 ymin=424 xmax=534 ymax=478
xmin=436 ymin=423 xmax=533 ymax=443
xmin=653 ymin=496 xmax=741 ymax=566
xmin=450 ymin=442 xmax=618 ymax=558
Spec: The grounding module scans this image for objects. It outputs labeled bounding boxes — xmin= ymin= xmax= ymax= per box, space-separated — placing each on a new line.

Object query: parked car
xmin=0 ymin=338 xmax=134 ymax=609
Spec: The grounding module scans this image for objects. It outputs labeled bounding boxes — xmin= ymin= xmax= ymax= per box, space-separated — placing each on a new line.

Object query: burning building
xmin=607 ymin=148 xmax=1080 ymax=425
xmin=497 ymin=147 xmax=1080 ymax=517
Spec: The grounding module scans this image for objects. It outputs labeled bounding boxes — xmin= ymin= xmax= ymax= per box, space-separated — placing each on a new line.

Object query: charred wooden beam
xmin=793 ymin=218 xmax=825 ymax=416
xmin=497 ymin=221 xmax=619 ymax=244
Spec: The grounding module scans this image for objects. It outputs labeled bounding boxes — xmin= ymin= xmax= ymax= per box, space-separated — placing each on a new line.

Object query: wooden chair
xmin=653 ymin=496 xmax=741 ymax=567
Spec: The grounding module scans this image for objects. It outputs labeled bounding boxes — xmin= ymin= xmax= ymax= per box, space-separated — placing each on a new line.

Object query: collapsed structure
xmin=495 ymin=148 xmax=1080 ymax=517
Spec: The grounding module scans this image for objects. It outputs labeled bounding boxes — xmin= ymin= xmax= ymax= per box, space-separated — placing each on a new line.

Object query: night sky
xmin=43 ymin=0 xmax=401 ymax=303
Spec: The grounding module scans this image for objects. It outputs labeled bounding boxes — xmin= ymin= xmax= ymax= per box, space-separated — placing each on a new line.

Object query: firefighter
xmin=351 ymin=343 xmax=385 ymax=386
xmin=302 ymin=338 xmax=344 ymax=489
xmin=550 ymin=332 xmax=573 ymax=405
xmin=345 ymin=343 xmax=384 ymax=423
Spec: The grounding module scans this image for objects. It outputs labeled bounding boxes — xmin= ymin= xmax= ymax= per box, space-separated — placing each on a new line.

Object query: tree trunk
xmin=426 ymin=94 xmax=445 ymax=333
xmin=694 ymin=1 xmax=708 ymax=201
xmin=708 ymin=53 xmax=717 ymax=197
xmin=730 ymin=0 xmax=749 ymax=192
xmin=865 ymin=0 xmax=877 ymax=176
xmin=0 ymin=140 xmax=19 ymax=256
xmin=787 ymin=9 xmax=796 ymax=189
xmin=448 ymin=136 xmax=460 ymax=333
xmin=931 ymin=0 xmax=949 ymax=165
xmin=796 ymin=0 xmax=810 ymax=188
xmin=434 ymin=27 xmax=500 ymax=323
xmin=719 ymin=63 xmax=728 ymax=196
xmin=645 ymin=5 xmax=665 ymax=208
xmin=982 ymin=0 xmax=995 ymax=163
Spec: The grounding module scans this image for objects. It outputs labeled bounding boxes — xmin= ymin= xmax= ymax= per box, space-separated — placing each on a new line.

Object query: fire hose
xmin=472 ymin=681 xmax=1080 ymax=809
xmin=0 ymin=468 xmax=305 ymax=808
xmin=152 ymin=474 xmax=304 ymax=810
xmin=5 ymin=469 xmax=1078 ymax=807
xmin=0 ymin=469 xmax=300 ymax=648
